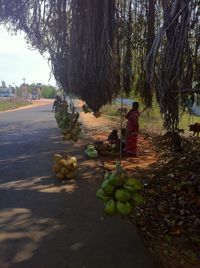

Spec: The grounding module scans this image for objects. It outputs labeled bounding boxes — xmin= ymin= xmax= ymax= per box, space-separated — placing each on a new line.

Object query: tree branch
xmin=179 ymin=88 xmax=200 ymax=94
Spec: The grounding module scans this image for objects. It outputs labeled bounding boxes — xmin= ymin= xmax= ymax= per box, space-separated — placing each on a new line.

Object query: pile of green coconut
xmin=55 ymin=101 xmax=82 ymax=142
xmin=96 ymin=162 xmax=144 ymax=216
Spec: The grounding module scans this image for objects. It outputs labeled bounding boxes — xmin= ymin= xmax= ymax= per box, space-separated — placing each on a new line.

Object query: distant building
xmin=0 ymin=81 xmax=16 ymax=97
xmin=19 ymin=83 xmax=29 ymax=99
xmin=1 ymin=81 xmax=6 ymax=88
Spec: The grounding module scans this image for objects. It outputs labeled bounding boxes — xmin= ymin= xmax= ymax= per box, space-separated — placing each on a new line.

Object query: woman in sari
xmin=125 ymin=102 xmax=140 ymax=157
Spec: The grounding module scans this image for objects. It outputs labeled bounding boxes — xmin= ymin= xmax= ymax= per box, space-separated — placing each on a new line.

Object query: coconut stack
xmin=96 ymin=162 xmax=144 ymax=216
xmin=55 ymin=103 xmax=82 ymax=142
xmin=53 ymin=153 xmax=78 ymax=180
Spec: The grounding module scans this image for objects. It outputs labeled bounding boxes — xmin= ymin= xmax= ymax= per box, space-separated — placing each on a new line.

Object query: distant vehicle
xmin=0 ymin=89 xmax=12 ymax=98
xmin=0 ymin=85 xmax=15 ymax=98
xmin=31 ymin=93 xmax=40 ymax=100
xmin=31 ymin=88 xmax=41 ymax=100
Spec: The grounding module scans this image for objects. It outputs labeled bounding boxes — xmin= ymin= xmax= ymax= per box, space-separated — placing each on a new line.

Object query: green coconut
xmin=96 ymin=189 xmax=111 ymax=202
xmin=104 ymin=171 xmax=111 ymax=180
xmin=55 ymin=112 xmax=62 ymax=121
xmin=58 ymin=121 xmax=65 ymax=129
xmin=109 ymin=161 xmax=126 ymax=186
xmin=71 ymin=126 xmax=81 ymax=136
xmin=63 ymin=114 xmax=69 ymax=122
xmin=101 ymin=180 xmax=115 ymax=195
xmin=114 ymin=188 xmax=131 ymax=202
xmin=116 ymin=201 xmax=132 ymax=215
xmin=87 ymin=144 xmax=95 ymax=150
xmin=85 ymin=149 xmax=98 ymax=158
xmin=104 ymin=199 xmax=116 ymax=215
xmin=124 ymin=178 xmax=143 ymax=192
xmin=109 ymin=172 xmax=125 ymax=186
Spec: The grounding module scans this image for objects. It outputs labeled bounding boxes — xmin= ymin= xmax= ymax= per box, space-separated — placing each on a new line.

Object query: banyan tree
xmin=0 ymin=0 xmax=199 ymax=134
xmin=145 ymin=0 xmax=200 ymax=130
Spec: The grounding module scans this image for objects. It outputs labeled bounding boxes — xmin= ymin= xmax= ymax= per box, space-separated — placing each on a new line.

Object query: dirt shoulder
xmin=76 ymin=99 xmax=159 ymax=171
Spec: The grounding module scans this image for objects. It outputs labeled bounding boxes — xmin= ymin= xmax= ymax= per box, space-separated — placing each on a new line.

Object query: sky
xmin=0 ymin=26 xmax=56 ymax=88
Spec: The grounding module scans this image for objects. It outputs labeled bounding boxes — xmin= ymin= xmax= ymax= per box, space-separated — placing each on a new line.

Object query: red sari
xmin=125 ymin=109 xmax=140 ymax=156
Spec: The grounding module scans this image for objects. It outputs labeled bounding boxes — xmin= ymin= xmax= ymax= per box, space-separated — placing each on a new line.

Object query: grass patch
xmin=101 ymin=101 xmax=200 ymax=135
xmin=0 ymin=98 xmax=32 ymax=111
xmin=101 ymin=103 xmax=122 ymax=117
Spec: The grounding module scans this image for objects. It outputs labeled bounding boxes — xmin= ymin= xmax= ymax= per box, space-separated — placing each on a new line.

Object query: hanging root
xmin=68 ymin=0 xmax=120 ymax=112
xmin=145 ymin=0 xmax=192 ymax=134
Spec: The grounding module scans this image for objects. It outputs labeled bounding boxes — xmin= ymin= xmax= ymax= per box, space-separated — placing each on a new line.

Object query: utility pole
xmin=22 ymin=78 xmax=28 ymax=99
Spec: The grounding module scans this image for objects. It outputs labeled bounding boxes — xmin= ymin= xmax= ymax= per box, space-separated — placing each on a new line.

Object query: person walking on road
xmin=52 ymin=95 xmax=62 ymax=113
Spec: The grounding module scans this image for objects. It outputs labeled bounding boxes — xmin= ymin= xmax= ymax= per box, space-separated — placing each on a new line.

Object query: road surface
xmin=0 ymin=103 xmax=154 ymax=268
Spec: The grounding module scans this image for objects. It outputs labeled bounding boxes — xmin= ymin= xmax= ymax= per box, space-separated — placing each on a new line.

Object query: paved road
xmin=0 ymin=103 xmax=154 ymax=268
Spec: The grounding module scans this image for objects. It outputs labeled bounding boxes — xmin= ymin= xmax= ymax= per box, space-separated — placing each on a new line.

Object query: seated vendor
xmin=107 ymin=129 xmax=119 ymax=145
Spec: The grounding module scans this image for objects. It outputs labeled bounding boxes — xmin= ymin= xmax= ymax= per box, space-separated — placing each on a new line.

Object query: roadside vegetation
xmin=101 ymin=99 xmax=200 ymax=136
xmin=28 ymin=83 xmax=57 ymax=99
xmin=0 ymin=98 xmax=31 ymax=112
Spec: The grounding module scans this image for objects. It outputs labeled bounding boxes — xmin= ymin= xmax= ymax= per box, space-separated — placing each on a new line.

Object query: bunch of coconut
xmin=54 ymin=101 xmax=68 ymax=125
xmin=53 ymin=152 xmax=78 ymax=180
xmin=96 ymin=162 xmax=144 ymax=216
xmin=55 ymin=105 xmax=82 ymax=142
xmin=95 ymin=142 xmax=117 ymax=156
xmin=85 ymin=144 xmax=98 ymax=158
xmin=61 ymin=119 xmax=82 ymax=142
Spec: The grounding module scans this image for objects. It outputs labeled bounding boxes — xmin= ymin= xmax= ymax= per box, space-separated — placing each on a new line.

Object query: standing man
xmin=52 ymin=95 xmax=62 ymax=113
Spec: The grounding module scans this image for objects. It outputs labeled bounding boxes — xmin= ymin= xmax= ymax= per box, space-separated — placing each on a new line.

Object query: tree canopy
xmin=0 ymin=0 xmax=199 ymax=131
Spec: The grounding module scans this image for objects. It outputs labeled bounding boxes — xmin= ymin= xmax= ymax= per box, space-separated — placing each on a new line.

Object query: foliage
xmin=28 ymin=83 xmax=57 ymax=98
xmin=40 ymin=85 xmax=57 ymax=98
xmin=101 ymin=99 xmax=200 ymax=136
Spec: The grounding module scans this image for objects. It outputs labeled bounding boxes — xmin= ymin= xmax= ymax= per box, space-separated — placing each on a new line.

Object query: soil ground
xmin=76 ymin=100 xmax=159 ymax=172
